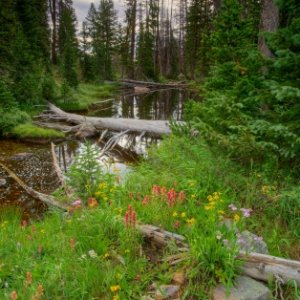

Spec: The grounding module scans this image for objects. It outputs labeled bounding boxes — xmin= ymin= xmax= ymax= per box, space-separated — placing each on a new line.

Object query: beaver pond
xmin=0 ymin=89 xmax=191 ymax=217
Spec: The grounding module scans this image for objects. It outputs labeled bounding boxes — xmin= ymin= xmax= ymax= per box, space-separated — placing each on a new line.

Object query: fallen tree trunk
xmin=138 ymin=223 xmax=300 ymax=287
xmin=120 ymin=79 xmax=188 ymax=89
xmin=39 ymin=103 xmax=172 ymax=137
xmin=0 ymin=162 xmax=68 ymax=210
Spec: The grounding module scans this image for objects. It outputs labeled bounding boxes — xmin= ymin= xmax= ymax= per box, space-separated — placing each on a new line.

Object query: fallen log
xmin=0 ymin=162 xmax=68 ymax=210
xmin=120 ymin=79 xmax=188 ymax=89
xmin=39 ymin=103 xmax=172 ymax=137
xmin=137 ymin=223 xmax=300 ymax=287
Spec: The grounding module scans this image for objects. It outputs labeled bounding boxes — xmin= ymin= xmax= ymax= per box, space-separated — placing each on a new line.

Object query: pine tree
xmin=80 ymin=21 xmax=95 ymax=81
xmin=58 ymin=0 xmax=79 ymax=88
xmin=185 ymin=0 xmax=213 ymax=79
xmin=84 ymin=1 xmax=117 ymax=81
xmin=0 ymin=0 xmax=18 ymax=73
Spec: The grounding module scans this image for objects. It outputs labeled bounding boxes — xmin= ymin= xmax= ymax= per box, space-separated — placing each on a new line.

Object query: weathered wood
xmin=238 ymin=252 xmax=300 ymax=286
xmin=119 ymin=79 xmax=188 ymax=89
xmin=51 ymin=143 xmax=74 ymax=199
xmin=137 ymin=224 xmax=300 ymax=287
xmin=39 ymin=103 xmax=172 ymax=137
xmin=0 ymin=162 xmax=68 ymax=210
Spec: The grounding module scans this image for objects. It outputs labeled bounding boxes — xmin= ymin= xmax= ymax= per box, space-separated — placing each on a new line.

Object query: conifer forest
xmin=0 ymin=0 xmax=300 ymax=299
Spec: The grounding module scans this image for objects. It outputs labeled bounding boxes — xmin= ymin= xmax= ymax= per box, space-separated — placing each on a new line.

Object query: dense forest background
xmin=0 ymin=0 xmax=300 ymax=170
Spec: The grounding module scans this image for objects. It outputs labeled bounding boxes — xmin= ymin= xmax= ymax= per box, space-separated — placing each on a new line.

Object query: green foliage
xmin=0 ymin=80 xmax=16 ymax=108
xmin=67 ymin=142 xmax=104 ymax=200
xmin=83 ymin=0 xmax=117 ymax=81
xmin=0 ymin=108 xmax=30 ymax=136
xmin=12 ymin=124 xmax=64 ymax=139
xmin=186 ymin=3 xmax=300 ymax=170
xmin=58 ymin=0 xmax=79 ymax=88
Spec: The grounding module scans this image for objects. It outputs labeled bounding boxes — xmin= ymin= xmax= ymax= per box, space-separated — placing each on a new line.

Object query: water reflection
xmin=0 ymin=89 xmax=189 ymax=216
xmin=88 ymin=88 xmax=187 ymax=120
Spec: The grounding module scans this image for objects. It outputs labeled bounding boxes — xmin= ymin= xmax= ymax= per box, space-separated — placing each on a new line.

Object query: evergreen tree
xmin=0 ymin=0 xmax=18 ymax=73
xmin=58 ymin=0 xmax=79 ymax=88
xmin=185 ymin=0 xmax=213 ymax=79
xmin=84 ymin=1 xmax=117 ymax=81
xmin=80 ymin=21 xmax=95 ymax=81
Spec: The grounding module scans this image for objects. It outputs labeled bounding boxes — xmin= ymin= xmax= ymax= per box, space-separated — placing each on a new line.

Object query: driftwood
xmin=51 ymin=143 xmax=75 ymax=199
xmin=120 ymin=79 xmax=188 ymax=89
xmin=0 ymin=162 xmax=68 ymax=210
xmin=38 ymin=103 xmax=172 ymax=137
xmin=137 ymin=223 xmax=300 ymax=287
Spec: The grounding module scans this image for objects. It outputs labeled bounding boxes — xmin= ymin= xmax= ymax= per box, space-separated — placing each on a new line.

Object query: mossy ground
xmin=12 ymin=124 xmax=64 ymax=139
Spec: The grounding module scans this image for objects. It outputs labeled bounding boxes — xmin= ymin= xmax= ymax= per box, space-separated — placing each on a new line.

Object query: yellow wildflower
xmin=191 ymin=194 xmax=196 ymax=199
xmin=234 ymin=214 xmax=240 ymax=222
xmin=186 ymin=218 xmax=196 ymax=225
xmin=104 ymin=252 xmax=110 ymax=259
xmin=218 ymin=210 xmax=225 ymax=215
xmin=181 ymin=212 xmax=186 ymax=219
xmin=110 ymin=285 xmax=121 ymax=293
xmin=172 ymin=212 xmax=178 ymax=217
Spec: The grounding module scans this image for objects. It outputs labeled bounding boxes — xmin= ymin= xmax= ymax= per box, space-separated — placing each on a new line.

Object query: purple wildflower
xmin=240 ymin=208 xmax=252 ymax=218
xmin=229 ymin=204 xmax=237 ymax=211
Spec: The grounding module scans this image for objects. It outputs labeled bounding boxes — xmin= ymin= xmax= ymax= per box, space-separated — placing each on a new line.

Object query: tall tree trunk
xmin=49 ymin=0 xmax=58 ymax=64
xmin=258 ymin=0 xmax=279 ymax=58
xmin=213 ymin=0 xmax=222 ymax=12
xmin=129 ymin=0 xmax=137 ymax=79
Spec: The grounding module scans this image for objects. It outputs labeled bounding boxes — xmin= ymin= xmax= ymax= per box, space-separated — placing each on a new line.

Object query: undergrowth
xmin=1 ymin=136 xmax=299 ymax=299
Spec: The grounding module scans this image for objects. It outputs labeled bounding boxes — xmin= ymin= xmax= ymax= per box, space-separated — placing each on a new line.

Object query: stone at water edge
xmin=0 ymin=178 xmax=7 ymax=187
xmin=213 ymin=276 xmax=271 ymax=300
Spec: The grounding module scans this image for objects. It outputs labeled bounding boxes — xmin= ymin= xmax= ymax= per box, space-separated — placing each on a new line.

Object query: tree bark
xmin=258 ymin=0 xmax=279 ymax=57
xmin=39 ymin=103 xmax=173 ymax=137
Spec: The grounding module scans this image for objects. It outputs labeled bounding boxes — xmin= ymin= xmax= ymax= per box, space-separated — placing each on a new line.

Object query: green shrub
xmin=12 ymin=124 xmax=64 ymax=139
xmin=0 ymin=108 xmax=31 ymax=136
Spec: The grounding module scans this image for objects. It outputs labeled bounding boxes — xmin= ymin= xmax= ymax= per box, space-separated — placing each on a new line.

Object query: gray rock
xmin=155 ymin=284 xmax=180 ymax=299
xmin=213 ymin=276 xmax=271 ymax=300
xmin=0 ymin=178 xmax=7 ymax=187
xmin=238 ymin=231 xmax=268 ymax=254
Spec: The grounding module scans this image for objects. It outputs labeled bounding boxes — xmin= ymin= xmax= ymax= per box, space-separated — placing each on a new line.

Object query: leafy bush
xmin=0 ymin=108 xmax=31 ymax=136
xmin=12 ymin=124 xmax=64 ymax=139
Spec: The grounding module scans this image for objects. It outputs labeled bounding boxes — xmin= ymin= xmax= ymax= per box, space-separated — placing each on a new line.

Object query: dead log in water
xmin=38 ymin=103 xmax=173 ymax=137
xmin=119 ymin=79 xmax=188 ymax=89
xmin=0 ymin=162 xmax=68 ymax=210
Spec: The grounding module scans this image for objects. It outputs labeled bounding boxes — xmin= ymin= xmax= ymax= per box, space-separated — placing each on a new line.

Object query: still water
xmin=0 ymin=89 xmax=190 ymax=217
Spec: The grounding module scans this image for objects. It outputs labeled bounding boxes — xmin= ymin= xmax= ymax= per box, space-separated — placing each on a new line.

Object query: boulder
xmin=154 ymin=284 xmax=180 ymax=299
xmin=238 ymin=231 xmax=268 ymax=254
xmin=213 ymin=276 xmax=271 ymax=300
xmin=0 ymin=178 xmax=7 ymax=187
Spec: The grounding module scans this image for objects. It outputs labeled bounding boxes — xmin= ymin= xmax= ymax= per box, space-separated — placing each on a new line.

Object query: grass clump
xmin=12 ymin=124 xmax=65 ymax=139
xmin=58 ymin=82 xmax=119 ymax=111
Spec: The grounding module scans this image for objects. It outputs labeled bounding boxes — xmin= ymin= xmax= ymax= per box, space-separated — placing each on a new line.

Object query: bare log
xmin=120 ymin=79 xmax=188 ymax=89
xmin=136 ymin=223 xmax=188 ymax=249
xmin=38 ymin=103 xmax=173 ymax=137
xmin=136 ymin=224 xmax=300 ymax=287
xmin=238 ymin=252 xmax=300 ymax=286
xmin=51 ymin=143 xmax=75 ymax=199
xmin=0 ymin=162 xmax=68 ymax=210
